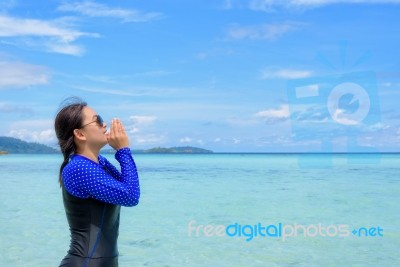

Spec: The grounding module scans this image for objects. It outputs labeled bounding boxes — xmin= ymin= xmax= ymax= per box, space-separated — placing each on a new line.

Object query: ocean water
xmin=0 ymin=153 xmax=399 ymax=267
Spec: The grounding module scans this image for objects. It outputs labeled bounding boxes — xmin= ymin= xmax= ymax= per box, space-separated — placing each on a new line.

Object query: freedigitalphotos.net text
xmin=188 ymin=220 xmax=383 ymax=242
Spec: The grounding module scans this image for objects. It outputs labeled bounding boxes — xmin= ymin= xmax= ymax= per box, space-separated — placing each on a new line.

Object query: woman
xmin=54 ymin=98 xmax=140 ymax=267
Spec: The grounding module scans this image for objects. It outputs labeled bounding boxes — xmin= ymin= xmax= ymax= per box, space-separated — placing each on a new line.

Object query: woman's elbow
xmin=125 ymin=198 xmax=139 ymax=207
xmin=125 ymin=192 xmax=140 ymax=207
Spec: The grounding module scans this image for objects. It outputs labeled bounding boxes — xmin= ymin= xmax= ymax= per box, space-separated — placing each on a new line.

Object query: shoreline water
xmin=1 ymin=153 xmax=399 ymax=266
xmin=1 ymin=152 xmax=399 ymax=155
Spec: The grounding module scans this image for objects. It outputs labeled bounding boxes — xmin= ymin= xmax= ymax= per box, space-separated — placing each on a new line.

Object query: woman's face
xmin=80 ymin=106 xmax=108 ymax=148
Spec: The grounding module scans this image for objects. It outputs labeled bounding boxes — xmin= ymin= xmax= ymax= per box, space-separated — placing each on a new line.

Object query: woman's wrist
xmin=115 ymin=147 xmax=130 ymax=155
xmin=115 ymin=147 xmax=133 ymax=161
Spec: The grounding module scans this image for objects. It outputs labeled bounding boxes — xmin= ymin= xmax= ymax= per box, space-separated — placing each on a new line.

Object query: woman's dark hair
xmin=54 ymin=97 xmax=87 ymax=186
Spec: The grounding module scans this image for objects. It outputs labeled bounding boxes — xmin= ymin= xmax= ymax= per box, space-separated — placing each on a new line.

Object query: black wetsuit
xmin=59 ymin=185 xmax=120 ymax=267
xmin=59 ymin=148 xmax=140 ymax=267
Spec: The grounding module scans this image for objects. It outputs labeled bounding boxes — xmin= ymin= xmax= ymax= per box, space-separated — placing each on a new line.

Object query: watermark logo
xmin=286 ymin=45 xmax=381 ymax=167
xmin=188 ymin=220 xmax=384 ymax=242
xmin=327 ymin=82 xmax=371 ymax=126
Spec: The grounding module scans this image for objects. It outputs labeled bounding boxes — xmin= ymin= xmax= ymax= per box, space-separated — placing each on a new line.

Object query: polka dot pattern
xmin=62 ymin=148 xmax=140 ymax=207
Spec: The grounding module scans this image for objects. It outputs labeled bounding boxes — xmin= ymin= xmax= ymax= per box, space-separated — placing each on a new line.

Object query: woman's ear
xmin=73 ymin=129 xmax=87 ymax=141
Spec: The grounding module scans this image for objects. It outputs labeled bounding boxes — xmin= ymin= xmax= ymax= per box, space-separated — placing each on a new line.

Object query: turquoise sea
xmin=0 ymin=153 xmax=399 ymax=266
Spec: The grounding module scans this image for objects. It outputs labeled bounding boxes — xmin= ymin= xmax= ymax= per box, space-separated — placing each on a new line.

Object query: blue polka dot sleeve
xmin=62 ymin=148 xmax=140 ymax=207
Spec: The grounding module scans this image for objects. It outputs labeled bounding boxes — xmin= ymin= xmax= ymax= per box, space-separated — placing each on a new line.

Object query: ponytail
xmin=54 ymin=97 xmax=87 ymax=187
xmin=58 ymin=136 xmax=77 ymax=186
xmin=59 ymin=159 xmax=69 ymax=184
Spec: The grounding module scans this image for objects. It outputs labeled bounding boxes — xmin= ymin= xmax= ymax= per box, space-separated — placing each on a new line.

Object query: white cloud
xmin=0 ymin=61 xmax=49 ymax=88
xmin=249 ymin=0 xmax=276 ymax=11
xmin=58 ymin=1 xmax=163 ymax=22
xmin=0 ymin=102 xmax=34 ymax=114
xmin=249 ymin=0 xmax=400 ymax=11
xmin=0 ymin=14 xmax=98 ymax=55
xmin=195 ymin=52 xmax=208 ymax=60
xmin=233 ymin=138 xmax=241 ymax=144
xmin=9 ymin=119 xmax=53 ymax=129
xmin=368 ymin=123 xmax=390 ymax=131
xmin=7 ymin=120 xmax=57 ymax=145
xmin=226 ymin=116 xmax=258 ymax=126
xmin=133 ymin=70 xmax=176 ymax=77
xmin=212 ymin=137 xmax=243 ymax=145
xmin=290 ymin=105 xmax=330 ymax=123
xmin=180 ymin=137 xmax=192 ymax=143
xmin=179 ymin=137 xmax=207 ymax=145
xmin=255 ymin=105 xmax=290 ymax=120
xmin=227 ymin=22 xmax=300 ymax=40
xmin=381 ymin=82 xmax=392 ymax=87
xmin=331 ymin=109 xmax=358 ymax=125
xmin=128 ymin=127 xmax=140 ymax=134
xmin=71 ymin=84 xmax=179 ymax=97
xmin=46 ymin=42 xmax=84 ymax=56
xmin=84 ymin=75 xmax=118 ymax=84
xmin=260 ymin=68 xmax=313 ymax=79
xmin=222 ymin=0 xmax=244 ymax=9
xmin=195 ymin=48 xmax=235 ymax=61
xmin=129 ymin=115 xmax=157 ymax=125
xmin=134 ymin=134 xmax=165 ymax=145
xmin=127 ymin=115 xmax=157 ymax=134
xmin=71 ymin=85 xmax=142 ymax=96
xmin=223 ymin=0 xmax=235 ymax=9
xmin=7 ymin=129 xmax=56 ymax=145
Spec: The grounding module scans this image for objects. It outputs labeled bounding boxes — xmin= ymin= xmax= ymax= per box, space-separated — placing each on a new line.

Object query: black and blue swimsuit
xmin=59 ymin=148 xmax=140 ymax=267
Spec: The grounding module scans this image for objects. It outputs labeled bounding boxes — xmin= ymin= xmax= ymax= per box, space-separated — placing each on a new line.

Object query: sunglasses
xmin=80 ymin=115 xmax=104 ymax=128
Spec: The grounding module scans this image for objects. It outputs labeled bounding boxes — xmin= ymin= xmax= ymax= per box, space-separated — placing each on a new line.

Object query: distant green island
xmin=0 ymin=136 xmax=213 ymax=154
xmin=0 ymin=136 xmax=58 ymax=154
xmin=103 ymin=146 xmax=213 ymax=154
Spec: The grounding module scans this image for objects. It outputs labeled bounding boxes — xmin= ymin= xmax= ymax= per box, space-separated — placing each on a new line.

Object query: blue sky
xmin=0 ymin=0 xmax=399 ymax=152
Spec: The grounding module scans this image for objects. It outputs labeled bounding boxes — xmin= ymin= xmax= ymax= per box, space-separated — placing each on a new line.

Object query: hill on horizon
xmin=0 ymin=136 xmax=213 ymax=154
xmin=0 ymin=136 xmax=58 ymax=154
xmin=135 ymin=146 xmax=213 ymax=154
xmin=102 ymin=145 xmax=213 ymax=154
